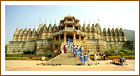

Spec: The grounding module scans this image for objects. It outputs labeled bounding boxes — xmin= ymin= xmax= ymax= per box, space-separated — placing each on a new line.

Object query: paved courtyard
xmin=5 ymin=60 xmax=135 ymax=71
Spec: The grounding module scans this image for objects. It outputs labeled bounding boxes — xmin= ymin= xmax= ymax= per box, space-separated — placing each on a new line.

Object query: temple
xmin=6 ymin=15 xmax=133 ymax=56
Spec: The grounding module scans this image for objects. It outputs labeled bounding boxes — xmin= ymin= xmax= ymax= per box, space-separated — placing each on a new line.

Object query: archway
xmin=66 ymin=33 xmax=73 ymax=41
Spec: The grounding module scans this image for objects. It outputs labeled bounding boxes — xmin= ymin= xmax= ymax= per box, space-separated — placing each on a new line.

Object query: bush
xmin=108 ymin=56 xmax=135 ymax=59
xmin=5 ymin=56 xmax=53 ymax=60
xmin=5 ymin=57 xmax=29 ymax=60
xmin=105 ymin=49 xmax=135 ymax=56
xmin=31 ymin=57 xmax=41 ymax=60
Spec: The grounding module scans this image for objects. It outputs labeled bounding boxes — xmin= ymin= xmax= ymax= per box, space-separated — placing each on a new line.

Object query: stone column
xmin=64 ymin=33 xmax=66 ymax=43
xmin=59 ymin=34 xmax=61 ymax=41
xmin=79 ymin=34 xmax=81 ymax=41
xmin=73 ymin=33 xmax=76 ymax=42
xmin=54 ymin=36 xmax=56 ymax=41
xmin=84 ymin=36 xmax=85 ymax=41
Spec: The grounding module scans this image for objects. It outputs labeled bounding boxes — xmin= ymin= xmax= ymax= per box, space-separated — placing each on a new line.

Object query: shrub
xmin=108 ymin=56 xmax=135 ymax=59
xmin=5 ymin=57 xmax=29 ymax=60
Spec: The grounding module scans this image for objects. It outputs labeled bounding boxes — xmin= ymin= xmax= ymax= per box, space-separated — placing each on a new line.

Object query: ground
xmin=5 ymin=60 xmax=135 ymax=71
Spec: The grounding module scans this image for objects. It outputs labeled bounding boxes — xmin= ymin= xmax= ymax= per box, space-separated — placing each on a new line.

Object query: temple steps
xmin=45 ymin=47 xmax=94 ymax=65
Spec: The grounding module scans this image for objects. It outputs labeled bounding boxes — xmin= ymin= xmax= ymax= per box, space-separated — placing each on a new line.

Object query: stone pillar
xmin=79 ymin=34 xmax=81 ymax=41
xmin=59 ymin=34 xmax=61 ymax=41
xmin=84 ymin=36 xmax=85 ymax=41
xmin=64 ymin=33 xmax=66 ymax=43
xmin=73 ymin=33 xmax=76 ymax=42
xmin=54 ymin=36 xmax=56 ymax=41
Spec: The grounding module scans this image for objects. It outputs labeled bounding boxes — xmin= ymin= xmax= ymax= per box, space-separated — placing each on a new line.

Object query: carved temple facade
xmin=7 ymin=15 xmax=130 ymax=55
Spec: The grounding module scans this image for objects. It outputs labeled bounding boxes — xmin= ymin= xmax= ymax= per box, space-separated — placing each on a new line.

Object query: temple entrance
xmin=66 ymin=34 xmax=73 ymax=41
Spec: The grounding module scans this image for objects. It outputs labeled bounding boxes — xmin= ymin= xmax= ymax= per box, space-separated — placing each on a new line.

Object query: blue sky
xmin=5 ymin=4 xmax=138 ymax=44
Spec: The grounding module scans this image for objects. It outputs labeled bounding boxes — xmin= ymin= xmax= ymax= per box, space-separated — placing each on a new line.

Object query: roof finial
xmin=89 ymin=20 xmax=90 ymax=24
xmin=55 ymin=19 xmax=56 ymax=24
xmin=42 ymin=19 xmax=43 ymax=24
xmin=30 ymin=24 xmax=31 ymax=28
xmin=84 ymin=19 xmax=85 ymax=24
xmin=93 ymin=20 xmax=95 ymax=24
xmin=98 ymin=18 xmax=99 ymax=23
xmin=45 ymin=20 xmax=46 ymax=24
xmin=39 ymin=19 xmax=42 ymax=24
xmin=50 ymin=20 xmax=52 ymax=24
xmin=113 ymin=25 xmax=114 ymax=28
xmin=109 ymin=25 xmax=110 ymax=28
xmin=121 ymin=25 xmax=122 ymax=28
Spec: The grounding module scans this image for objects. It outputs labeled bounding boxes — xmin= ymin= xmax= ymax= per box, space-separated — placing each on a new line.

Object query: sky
xmin=5 ymin=1 xmax=139 ymax=44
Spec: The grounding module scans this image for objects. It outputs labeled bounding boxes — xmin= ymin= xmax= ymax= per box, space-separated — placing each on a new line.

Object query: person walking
xmin=79 ymin=46 xmax=83 ymax=55
xmin=80 ymin=54 xmax=84 ymax=65
xmin=64 ymin=44 xmax=66 ymax=53
xmin=87 ymin=51 xmax=90 ymax=60
xmin=73 ymin=45 xmax=76 ymax=57
xmin=71 ymin=45 xmax=74 ymax=53
xmin=84 ymin=53 xmax=88 ymax=65
xmin=75 ymin=47 xmax=79 ymax=56
xmin=103 ymin=54 xmax=106 ymax=60
xmin=65 ymin=44 xmax=68 ymax=53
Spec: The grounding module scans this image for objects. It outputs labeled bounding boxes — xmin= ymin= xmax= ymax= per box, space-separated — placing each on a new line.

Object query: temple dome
xmin=64 ymin=15 xmax=75 ymax=19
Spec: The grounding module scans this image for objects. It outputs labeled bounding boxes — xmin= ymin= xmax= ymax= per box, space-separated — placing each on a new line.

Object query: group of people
xmin=63 ymin=38 xmax=91 ymax=65
xmin=71 ymin=45 xmax=90 ymax=65
xmin=63 ymin=38 xmax=73 ymax=53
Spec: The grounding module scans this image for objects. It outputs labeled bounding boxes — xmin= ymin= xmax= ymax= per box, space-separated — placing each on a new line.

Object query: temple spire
xmin=84 ymin=19 xmax=85 ymax=24
xmin=50 ymin=20 xmax=52 ymax=24
xmin=55 ymin=19 xmax=56 ymax=24
xmin=39 ymin=19 xmax=42 ymax=24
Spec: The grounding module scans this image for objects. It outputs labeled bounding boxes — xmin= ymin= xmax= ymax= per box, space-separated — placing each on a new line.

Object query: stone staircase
xmin=45 ymin=46 xmax=94 ymax=65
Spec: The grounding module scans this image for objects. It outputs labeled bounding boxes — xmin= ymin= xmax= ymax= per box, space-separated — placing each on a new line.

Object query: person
xmin=67 ymin=40 xmax=69 ymax=46
xmin=71 ymin=45 xmax=74 ymax=53
xmin=103 ymin=54 xmax=106 ymax=60
xmin=87 ymin=51 xmax=90 ymax=60
xmin=75 ymin=47 xmax=79 ymax=56
xmin=120 ymin=56 xmax=123 ymax=64
xmin=94 ymin=52 xmax=97 ymax=61
xmin=64 ymin=45 xmax=66 ymax=53
xmin=80 ymin=54 xmax=84 ymax=65
xmin=65 ymin=44 xmax=68 ymax=53
xmin=84 ymin=53 xmax=88 ymax=65
xmin=79 ymin=46 xmax=83 ymax=55
xmin=58 ymin=49 xmax=61 ymax=54
xmin=73 ymin=45 xmax=76 ymax=57
xmin=122 ymin=56 xmax=126 ymax=64
xmin=71 ymin=41 xmax=73 ymax=46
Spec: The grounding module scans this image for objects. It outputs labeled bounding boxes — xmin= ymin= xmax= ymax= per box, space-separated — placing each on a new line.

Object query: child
xmin=80 ymin=54 xmax=84 ymax=65
xmin=79 ymin=46 xmax=83 ymax=55
xmin=84 ymin=53 xmax=88 ymax=65
xmin=71 ymin=45 xmax=74 ymax=53
xmin=87 ymin=51 xmax=90 ymax=60
xmin=76 ymin=47 xmax=79 ymax=56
